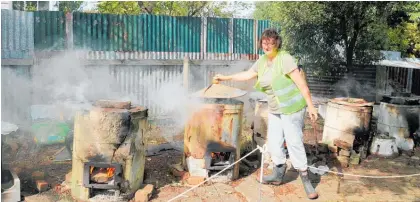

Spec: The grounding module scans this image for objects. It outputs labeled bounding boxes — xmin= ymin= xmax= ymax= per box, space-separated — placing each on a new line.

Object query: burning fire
xmin=90 ymin=166 xmax=116 ymax=178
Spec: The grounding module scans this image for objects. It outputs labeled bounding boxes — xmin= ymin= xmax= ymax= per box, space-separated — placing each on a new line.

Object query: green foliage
xmin=387 ymin=2 xmax=420 ymax=57
xmin=96 ymin=1 xmax=248 ymax=17
xmin=58 ymin=1 xmax=83 ymax=13
xmin=12 ymin=1 xmax=82 ymax=12
xmin=12 ymin=1 xmax=37 ymax=11
xmin=97 ymin=1 xmax=141 ymax=15
xmin=254 ymin=2 xmax=398 ymax=71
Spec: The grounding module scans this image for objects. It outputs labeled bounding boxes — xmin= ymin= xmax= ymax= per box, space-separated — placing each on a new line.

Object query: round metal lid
xmin=193 ymin=81 xmax=247 ymax=99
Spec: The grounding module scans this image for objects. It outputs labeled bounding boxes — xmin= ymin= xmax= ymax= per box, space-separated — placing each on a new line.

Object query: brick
xmin=36 ymin=180 xmax=49 ymax=192
xmin=337 ymin=156 xmax=349 ymax=168
xmin=170 ymin=167 xmax=186 ymax=177
xmin=54 ymin=184 xmax=70 ymax=194
xmin=334 ymin=139 xmax=352 ymax=150
xmin=330 ymin=152 xmax=338 ymax=159
xmin=339 ymin=149 xmax=351 ymax=157
xmin=185 ymin=176 xmax=206 ymax=185
xmin=181 ymin=172 xmax=190 ymax=181
xmin=65 ymin=171 xmax=72 ymax=183
xmin=32 ymin=171 xmax=45 ymax=181
xmin=328 ymin=145 xmax=338 ymax=153
xmin=135 ymin=184 xmax=154 ymax=202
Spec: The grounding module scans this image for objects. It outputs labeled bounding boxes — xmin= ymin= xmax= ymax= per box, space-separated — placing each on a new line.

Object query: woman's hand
xmin=307 ymin=105 xmax=318 ymax=122
xmin=213 ymin=74 xmax=232 ymax=82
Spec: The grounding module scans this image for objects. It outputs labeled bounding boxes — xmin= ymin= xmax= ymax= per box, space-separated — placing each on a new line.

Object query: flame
xmin=89 ymin=166 xmax=116 ymax=178
xmin=107 ymin=167 xmax=116 ymax=178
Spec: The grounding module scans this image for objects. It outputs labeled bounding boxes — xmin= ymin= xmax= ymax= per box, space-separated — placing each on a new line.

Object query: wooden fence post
xmin=201 ymin=17 xmax=207 ymax=60
xmin=406 ymin=68 xmax=413 ymax=93
xmin=183 ymin=56 xmax=190 ymax=93
xmin=375 ymin=66 xmax=387 ymax=102
xmin=229 ymin=18 xmax=234 ymax=60
xmin=65 ymin=12 xmax=73 ymax=50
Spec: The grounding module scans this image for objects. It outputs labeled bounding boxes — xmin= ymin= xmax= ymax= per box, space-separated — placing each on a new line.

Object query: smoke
xmin=150 ymin=75 xmax=204 ymax=138
xmin=29 ymin=51 xmax=128 ymax=121
xmin=189 ymin=59 xmax=257 ymax=124
xmin=150 ymin=59 xmax=256 ymax=142
xmin=2 ymin=51 xmax=258 ymax=148
xmin=333 ymin=75 xmax=376 ymax=102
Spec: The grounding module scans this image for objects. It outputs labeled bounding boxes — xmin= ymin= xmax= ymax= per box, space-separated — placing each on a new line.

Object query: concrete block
xmin=185 ymin=176 xmax=206 ymax=185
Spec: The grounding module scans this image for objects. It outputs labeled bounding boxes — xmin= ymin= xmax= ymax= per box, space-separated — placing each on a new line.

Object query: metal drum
xmin=322 ymin=98 xmax=374 ymax=149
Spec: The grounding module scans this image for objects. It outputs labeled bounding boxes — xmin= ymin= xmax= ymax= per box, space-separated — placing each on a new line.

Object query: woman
xmin=213 ymin=28 xmax=319 ymax=199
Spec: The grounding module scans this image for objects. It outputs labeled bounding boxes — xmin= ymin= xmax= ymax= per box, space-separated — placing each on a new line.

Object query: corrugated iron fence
xmin=305 ymin=65 xmax=377 ymax=101
xmin=72 ymin=12 xmax=271 ymax=60
xmin=1 ymin=10 xmax=34 ymax=59
xmin=1 ymin=10 xmax=274 ymax=59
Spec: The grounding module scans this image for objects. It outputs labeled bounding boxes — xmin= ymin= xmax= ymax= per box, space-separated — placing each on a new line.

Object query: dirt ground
xmin=2 ymin=114 xmax=420 ymax=202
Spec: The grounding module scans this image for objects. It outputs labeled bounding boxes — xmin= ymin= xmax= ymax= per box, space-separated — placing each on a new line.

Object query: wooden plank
xmin=80 ymin=59 xmax=253 ymax=66
xmin=183 ymin=56 xmax=189 ymax=92
xmin=1 ymin=59 xmax=34 ymax=65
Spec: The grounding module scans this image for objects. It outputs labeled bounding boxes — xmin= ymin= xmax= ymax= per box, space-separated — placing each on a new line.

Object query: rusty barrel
xmin=322 ymin=98 xmax=374 ymax=149
xmin=252 ymin=99 xmax=268 ymax=146
xmin=184 ymin=98 xmax=243 ymax=180
xmin=377 ymin=97 xmax=420 ymax=150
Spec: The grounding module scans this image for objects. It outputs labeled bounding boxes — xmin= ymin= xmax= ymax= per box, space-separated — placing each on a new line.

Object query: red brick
xmin=185 ymin=176 xmax=206 ymax=185
xmin=54 ymin=184 xmax=70 ymax=194
xmin=36 ymin=180 xmax=49 ymax=192
xmin=330 ymin=152 xmax=338 ymax=159
xmin=170 ymin=167 xmax=187 ymax=177
xmin=180 ymin=172 xmax=190 ymax=181
xmin=328 ymin=145 xmax=339 ymax=153
xmin=334 ymin=139 xmax=352 ymax=150
xmin=134 ymin=184 xmax=154 ymax=202
xmin=65 ymin=171 xmax=72 ymax=183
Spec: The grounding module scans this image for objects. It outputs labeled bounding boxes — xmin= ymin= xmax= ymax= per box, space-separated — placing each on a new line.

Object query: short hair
xmin=258 ymin=28 xmax=282 ymax=50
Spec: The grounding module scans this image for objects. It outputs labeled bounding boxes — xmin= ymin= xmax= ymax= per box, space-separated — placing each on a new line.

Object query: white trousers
xmin=267 ymin=108 xmax=307 ymax=170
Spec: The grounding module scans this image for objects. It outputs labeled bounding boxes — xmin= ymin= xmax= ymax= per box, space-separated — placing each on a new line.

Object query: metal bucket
xmin=322 ymin=98 xmax=374 ymax=148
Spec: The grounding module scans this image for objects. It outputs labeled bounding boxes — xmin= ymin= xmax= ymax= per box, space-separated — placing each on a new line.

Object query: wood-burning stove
xmin=71 ymin=100 xmax=148 ymax=200
xmin=204 ymin=142 xmax=236 ymax=179
xmin=83 ymin=162 xmax=123 ymax=190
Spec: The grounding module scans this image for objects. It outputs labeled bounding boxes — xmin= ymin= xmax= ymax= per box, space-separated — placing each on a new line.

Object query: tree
xmin=12 ymin=1 xmax=82 ymax=12
xmin=387 ymin=2 xmax=420 ymax=57
xmin=12 ymin=1 xmax=37 ymax=11
xmin=97 ymin=1 xmax=141 ymax=15
xmin=58 ymin=1 xmax=83 ymax=13
xmin=97 ymin=1 xmax=249 ymax=17
xmin=254 ymin=2 xmax=399 ymax=70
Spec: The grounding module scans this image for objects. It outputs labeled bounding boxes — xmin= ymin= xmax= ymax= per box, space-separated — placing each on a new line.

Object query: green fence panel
xmin=34 ymin=11 xmax=65 ymax=50
xmin=206 ymin=17 xmax=229 ymax=53
xmin=233 ymin=18 xmax=254 ymax=54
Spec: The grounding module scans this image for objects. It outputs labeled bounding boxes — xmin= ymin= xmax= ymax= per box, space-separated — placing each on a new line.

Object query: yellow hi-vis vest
xmin=254 ymin=51 xmax=307 ymax=114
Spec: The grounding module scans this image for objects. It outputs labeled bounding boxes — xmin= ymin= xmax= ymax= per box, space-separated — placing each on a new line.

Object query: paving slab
xmin=191 ymin=183 xmax=243 ymax=201
xmin=234 ymin=176 xmax=277 ymax=202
